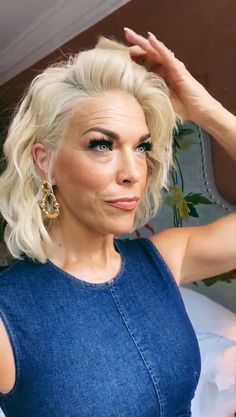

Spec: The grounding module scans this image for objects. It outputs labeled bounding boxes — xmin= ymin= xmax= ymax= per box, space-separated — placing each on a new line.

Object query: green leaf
xmin=175 ymin=137 xmax=195 ymax=150
xmin=201 ymin=277 xmax=220 ymax=286
xmin=176 ymin=199 xmax=189 ymax=220
xmin=187 ymin=204 xmax=199 ymax=217
xmin=174 ymin=139 xmax=181 ymax=149
xmin=185 ymin=193 xmax=213 ymax=205
xmin=175 ymin=128 xmax=195 ymax=137
xmin=169 ymin=185 xmax=182 ymax=195
xmin=163 ymin=196 xmax=176 ymax=206
xmin=201 ymin=268 xmax=236 ymax=286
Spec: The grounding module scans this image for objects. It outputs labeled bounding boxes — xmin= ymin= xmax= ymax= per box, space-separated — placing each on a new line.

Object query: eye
xmin=136 ymin=142 xmax=153 ymax=153
xmin=88 ymin=138 xmax=113 ymax=152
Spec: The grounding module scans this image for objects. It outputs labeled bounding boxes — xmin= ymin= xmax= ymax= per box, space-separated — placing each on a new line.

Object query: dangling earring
xmin=39 ymin=181 xmax=60 ymax=219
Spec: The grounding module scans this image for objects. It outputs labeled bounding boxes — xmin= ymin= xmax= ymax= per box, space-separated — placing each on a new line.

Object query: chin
xmin=113 ymin=228 xmax=133 ymax=237
xmin=95 ymin=216 xmax=134 ymax=236
xmin=108 ymin=221 xmax=135 ymax=236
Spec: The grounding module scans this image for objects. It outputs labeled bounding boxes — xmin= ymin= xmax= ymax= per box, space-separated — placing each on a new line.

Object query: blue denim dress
xmin=0 ymin=238 xmax=201 ymax=417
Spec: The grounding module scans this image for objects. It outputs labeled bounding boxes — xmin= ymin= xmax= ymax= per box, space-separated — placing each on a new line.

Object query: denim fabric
xmin=0 ymin=238 xmax=201 ymax=417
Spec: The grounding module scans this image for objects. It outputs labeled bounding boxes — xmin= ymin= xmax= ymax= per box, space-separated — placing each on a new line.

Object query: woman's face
xmin=51 ymin=92 xmax=152 ymax=236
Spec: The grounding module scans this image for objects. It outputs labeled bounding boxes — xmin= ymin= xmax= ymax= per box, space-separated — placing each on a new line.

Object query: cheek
xmin=138 ymin=159 xmax=148 ymax=184
xmin=54 ymin=152 xmax=113 ymax=192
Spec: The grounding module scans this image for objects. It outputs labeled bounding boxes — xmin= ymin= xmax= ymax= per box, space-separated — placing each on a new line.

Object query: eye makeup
xmin=88 ymin=137 xmax=153 ymax=153
xmin=88 ymin=138 xmax=113 ymax=151
xmin=137 ymin=142 xmax=153 ymax=152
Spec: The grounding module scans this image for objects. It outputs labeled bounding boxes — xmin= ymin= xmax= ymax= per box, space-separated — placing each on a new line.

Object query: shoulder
xmin=0 ymin=259 xmax=21 ymax=280
xmin=0 ymin=257 xmax=41 ymax=292
xmin=148 ymin=228 xmax=190 ymax=285
xmin=0 ymin=257 xmax=26 ymax=277
xmin=116 ymin=235 xmax=184 ymax=285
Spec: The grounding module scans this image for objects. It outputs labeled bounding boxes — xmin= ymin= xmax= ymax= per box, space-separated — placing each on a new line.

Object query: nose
xmin=116 ymin=150 xmax=142 ymax=185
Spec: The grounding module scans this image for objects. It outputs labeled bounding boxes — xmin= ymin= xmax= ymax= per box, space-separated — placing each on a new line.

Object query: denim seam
xmin=109 ymin=287 xmax=166 ymax=417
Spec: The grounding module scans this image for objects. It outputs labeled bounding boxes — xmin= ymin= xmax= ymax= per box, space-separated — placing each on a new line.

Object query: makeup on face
xmin=51 ymin=92 xmax=151 ymax=236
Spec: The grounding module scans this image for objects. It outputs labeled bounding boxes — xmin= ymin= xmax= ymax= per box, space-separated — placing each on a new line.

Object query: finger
xmin=147 ymin=32 xmax=177 ymax=63
xmin=124 ymin=27 xmax=162 ymax=62
xmin=129 ymin=45 xmax=146 ymax=56
xmin=124 ymin=28 xmax=156 ymax=54
xmin=124 ymin=27 xmax=150 ymax=48
xmin=147 ymin=32 xmax=190 ymax=82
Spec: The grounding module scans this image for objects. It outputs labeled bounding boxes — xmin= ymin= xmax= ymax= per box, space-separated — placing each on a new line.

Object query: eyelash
xmin=88 ymin=137 xmax=153 ymax=153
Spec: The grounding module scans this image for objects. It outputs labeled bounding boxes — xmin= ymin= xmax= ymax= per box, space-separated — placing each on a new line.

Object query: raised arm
xmin=149 ymin=213 xmax=236 ymax=285
xmin=124 ymin=28 xmax=236 ymax=161
xmin=124 ymin=28 xmax=236 ymax=285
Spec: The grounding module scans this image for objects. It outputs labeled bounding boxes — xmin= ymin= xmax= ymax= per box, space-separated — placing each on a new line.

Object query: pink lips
xmin=105 ymin=197 xmax=139 ymax=211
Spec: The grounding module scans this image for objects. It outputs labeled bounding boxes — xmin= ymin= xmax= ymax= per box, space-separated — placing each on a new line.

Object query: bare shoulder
xmin=148 ymin=227 xmax=190 ymax=285
xmin=150 ymin=214 xmax=236 ymax=285
xmin=0 ymin=319 xmax=16 ymax=394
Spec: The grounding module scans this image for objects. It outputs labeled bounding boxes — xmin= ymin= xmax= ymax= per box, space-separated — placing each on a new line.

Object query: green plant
xmin=163 ymin=122 xmax=235 ymax=286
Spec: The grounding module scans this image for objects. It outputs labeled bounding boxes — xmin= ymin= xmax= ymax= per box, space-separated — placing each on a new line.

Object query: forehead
xmin=68 ymin=92 xmax=148 ymax=134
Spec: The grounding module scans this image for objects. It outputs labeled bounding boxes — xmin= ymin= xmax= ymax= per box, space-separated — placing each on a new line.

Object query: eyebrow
xmin=83 ymin=127 xmax=151 ymax=142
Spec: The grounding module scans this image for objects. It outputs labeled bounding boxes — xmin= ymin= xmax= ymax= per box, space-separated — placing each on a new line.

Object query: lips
xmin=105 ymin=197 xmax=139 ymax=211
xmin=106 ymin=197 xmax=139 ymax=203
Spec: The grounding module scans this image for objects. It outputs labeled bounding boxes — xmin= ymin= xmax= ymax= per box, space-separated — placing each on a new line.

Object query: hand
xmin=124 ymin=27 xmax=217 ymax=125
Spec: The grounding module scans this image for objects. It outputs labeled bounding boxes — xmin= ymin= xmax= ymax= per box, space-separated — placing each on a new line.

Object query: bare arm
xmin=150 ymin=213 xmax=236 ymax=285
xmin=199 ymin=100 xmax=236 ymax=160
xmin=181 ymin=213 xmax=236 ymax=283
xmin=0 ymin=319 xmax=16 ymax=394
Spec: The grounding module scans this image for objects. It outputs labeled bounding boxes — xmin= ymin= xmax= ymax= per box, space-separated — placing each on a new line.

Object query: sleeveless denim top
xmin=0 ymin=238 xmax=201 ymax=417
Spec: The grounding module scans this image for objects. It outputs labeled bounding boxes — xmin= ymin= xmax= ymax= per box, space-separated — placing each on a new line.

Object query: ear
xmin=31 ymin=143 xmax=56 ymax=185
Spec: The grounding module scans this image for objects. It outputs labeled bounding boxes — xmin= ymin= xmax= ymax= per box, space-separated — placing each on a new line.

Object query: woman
xmin=0 ymin=28 xmax=235 ymax=417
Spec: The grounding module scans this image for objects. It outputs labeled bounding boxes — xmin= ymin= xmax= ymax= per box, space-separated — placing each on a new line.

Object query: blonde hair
xmin=0 ymin=37 xmax=178 ymax=262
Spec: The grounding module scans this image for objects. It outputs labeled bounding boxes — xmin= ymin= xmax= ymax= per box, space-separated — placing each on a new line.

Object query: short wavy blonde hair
xmin=0 ymin=37 xmax=178 ymax=262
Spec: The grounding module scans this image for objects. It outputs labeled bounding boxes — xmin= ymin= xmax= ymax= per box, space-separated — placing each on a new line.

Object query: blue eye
xmin=88 ymin=138 xmax=153 ymax=153
xmin=88 ymin=138 xmax=113 ymax=152
xmin=137 ymin=142 xmax=153 ymax=153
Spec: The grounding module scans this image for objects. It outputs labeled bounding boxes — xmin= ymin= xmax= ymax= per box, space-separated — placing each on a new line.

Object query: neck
xmin=47 ymin=213 xmax=118 ymax=269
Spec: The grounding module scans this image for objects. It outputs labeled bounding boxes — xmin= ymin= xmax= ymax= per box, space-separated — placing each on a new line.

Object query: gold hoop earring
xmin=39 ymin=181 xmax=60 ymax=219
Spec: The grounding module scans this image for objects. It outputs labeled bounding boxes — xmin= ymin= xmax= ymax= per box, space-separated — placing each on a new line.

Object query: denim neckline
xmin=46 ymin=239 xmax=125 ymax=290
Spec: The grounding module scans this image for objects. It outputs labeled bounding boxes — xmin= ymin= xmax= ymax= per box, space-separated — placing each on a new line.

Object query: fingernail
xmin=124 ymin=27 xmax=131 ymax=32
xmin=147 ymin=31 xmax=156 ymax=40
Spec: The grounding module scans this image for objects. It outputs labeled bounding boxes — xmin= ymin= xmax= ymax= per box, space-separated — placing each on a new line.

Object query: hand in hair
xmin=124 ymin=27 xmax=236 ymax=160
xmin=123 ymin=27 xmax=216 ymax=123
